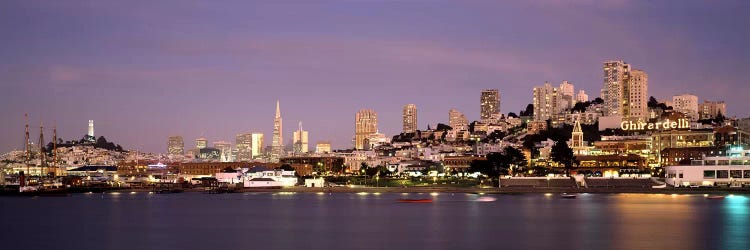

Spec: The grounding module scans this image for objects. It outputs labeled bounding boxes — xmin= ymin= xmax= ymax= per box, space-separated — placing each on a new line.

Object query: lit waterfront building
xmin=167 ymin=136 xmax=184 ymax=156
xmin=355 ymin=109 xmax=378 ymax=150
xmin=293 ymin=122 xmax=309 ymax=153
xmin=402 ymin=104 xmax=418 ymax=133
xmin=272 ymin=100 xmax=283 ymax=162
xmin=213 ymin=141 xmax=232 ymax=162
xmin=480 ymin=89 xmax=500 ymax=121
xmin=673 ymin=94 xmax=699 ymax=121
xmin=699 ymin=100 xmax=726 ymax=120
xmin=532 ymin=82 xmax=562 ymax=122
xmin=251 ymin=133 xmax=264 ymax=159
xmin=665 ymin=148 xmax=750 ymax=187
xmin=449 ymin=108 xmax=468 ymax=129
xmin=316 ymin=142 xmax=332 ymax=154
xmin=235 ymin=133 xmax=253 ymax=162
xmin=576 ymin=90 xmax=589 ymax=103
xmin=195 ymin=137 xmax=208 ymax=149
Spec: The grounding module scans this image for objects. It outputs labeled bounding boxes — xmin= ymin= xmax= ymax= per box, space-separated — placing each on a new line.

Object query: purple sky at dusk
xmin=1 ymin=0 xmax=749 ymax=153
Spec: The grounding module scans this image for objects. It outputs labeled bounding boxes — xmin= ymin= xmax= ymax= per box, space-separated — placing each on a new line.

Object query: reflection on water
xmin=1 ymin=193 xmax=748 ymax=250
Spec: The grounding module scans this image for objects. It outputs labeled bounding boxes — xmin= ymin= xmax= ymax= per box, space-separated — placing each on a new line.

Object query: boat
xmin=651 ymin=184 xmax=667 ymax=189
xmin=475 ymin=196 xmax=497 ymax=202
xmin=398 ymin=199 xmax=433 ymax=203
xmin=706 ymin=195 xmax=725 ymax=200
xmin=560 ymin=193 xmax=577 ymax=199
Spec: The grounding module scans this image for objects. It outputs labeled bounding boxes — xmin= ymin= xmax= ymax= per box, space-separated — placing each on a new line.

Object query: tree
xmin=592 ymin=97 xmax=604 ymax=104
xmin=435 ymin=123 xmax=452 ymax=131
xmin=503 ymin=146 xmax=528 ymax=174
xmin=715 ymin=112 xmax=726 ymax=124
xmin=550 ymin=140 xmax=576 ymax=176
xmin=520 ymin=104 xmax=534 ymax=117
xmin=507 ymin=112 xmax=518 ymax=118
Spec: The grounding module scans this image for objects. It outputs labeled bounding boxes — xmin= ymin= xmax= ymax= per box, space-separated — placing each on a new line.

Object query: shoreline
xmin=113 ymin=186 xmax=750 ymax=195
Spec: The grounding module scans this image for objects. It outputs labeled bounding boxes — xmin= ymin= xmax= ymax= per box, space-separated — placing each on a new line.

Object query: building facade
xmin=602 ymin=60 xmax=648 ymax=121
xmin=532 ymin=82 xmax=561 ymax=122
xmin=272 ymin=100 xmax=283 ymax=162
xmin=355 ymin=109 xmax=378 ymax=150
xmin=316 ymin=142 xmax=331 ymax=154
xmin=480 ymin=89 xmax=500 ymax=121
xmin=235 ymin=133 xmax=253 ymax=162
xmin=699 ymin=100 xmax=727 ymax=120
xmin=449 ymin=108 xmax=468 ymax=129
xmin=195 ymin=137 xmax=208 ymax=149
xmin=402 ymin=104 xmax=418 ymax=133
xmin=293 ymin=122 xmax=309 ymax=153
xmin=673 ymin=94 xmax=699 ymax=121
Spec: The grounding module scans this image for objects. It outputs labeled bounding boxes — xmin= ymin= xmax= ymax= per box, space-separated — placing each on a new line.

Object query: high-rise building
xmin=251 ymin=133 xmax=264 ymax=159
xmin=167 ymin=136 xmax=184 ymax=156
xmin=480 ymin=89 xmax=500 ymax=120
xmin=271 ymin=100 xmax=283 ymax=162
xmin=601 ymin=60 xmax=648 ymax=120
xmin=628 ymin=69 xmax=649 ymax=120
xmin=402 ymin=104 xmax=418 ymax=133
xmin=673 ymin=94 xmax=699 ymax=121
xmin=449 ymin=108 xmax=468 ymax=129
xmin=195 ymin=137 xmax=208 ymax=149
xmin=559 ymin=81 xmax=575 ymax=110
xmin=87 ymin=120 xmax=94 ymax=138
xmin=532 ymin=82 xmax=562 ymax=122
xmin=575 ymin=90 xmax=589 ymax=103
xmin=293 ymin=122 xmax=309 ymax=153
xmin=213 ymin=141 xmax=232 ymax=162
xmin=235 ymin=133 xmax=253 ymax=162
xmin=699 ymin=100 xmax=727 ymax=120
xmin=316 ymin=142 xmax=332 ymax=154
xmin=355 ymin=109 xmax=378 ymax=150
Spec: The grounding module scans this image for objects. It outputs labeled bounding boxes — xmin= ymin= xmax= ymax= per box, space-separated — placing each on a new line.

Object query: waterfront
xmin=1 ymin=193 xmax=748 ymax=250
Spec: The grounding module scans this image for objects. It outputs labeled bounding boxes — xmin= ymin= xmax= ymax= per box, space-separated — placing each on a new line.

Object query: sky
xmin=1 ymin=0 xmax=749 ymax=154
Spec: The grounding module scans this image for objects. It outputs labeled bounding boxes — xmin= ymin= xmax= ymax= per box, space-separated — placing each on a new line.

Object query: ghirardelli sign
xmin=620 ymin=118 xmax=690 ymax=131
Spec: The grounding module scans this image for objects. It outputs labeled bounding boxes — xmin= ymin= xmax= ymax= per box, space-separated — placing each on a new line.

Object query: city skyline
xmin=2 ymin=1 xmax=749 ymax=153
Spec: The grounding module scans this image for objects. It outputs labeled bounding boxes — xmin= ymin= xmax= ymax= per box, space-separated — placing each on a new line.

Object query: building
xmin=628 ymin=69 xmax=648 ymax=120
xmin=699 ymin=100 xmax=727 ymax=120
xmin=235 ymin=133 xmax=253 ymax=162
xmin=213 ymin=141 xmax=232 ymax=162
xmin=559 ymin=80 xmax=575 ymax=110
xmin=293 ymin=122 xmax=309 ymax=154
xmin=738 ymin=118 xmax=750 ymax=133
xmin=167 ymin=136 xmax=184 ymax=156
xmin=316 ymin=142 xmax=332 ymax=154
xmin=601 ymin=60 xmax=648 ymax=121
xmin=575 ymin=90 xmax=589 ymax=103
xmin=195 ymin=137 xmax=208 ymax=149
xmin=402 ymin=104 xmax=418 ymax=133
xmin=271 ymin=100 xmax=283 ymax=162
xmin=281 ymin=156 xmax=345 ymax=174
xmin=664 ymin=149 xmax=750 ymax=187
xmin=532 ymin=82 xmax=561 ymax=122
xmin=251 ymin=133 xmax=264 ymax=159
xmin=355 ymin=109 xmax=378 ymax=150
xmin=480 ymin=89 xmax=500 ymax=121
xmin=571 ymin=120 xmax=584 ymax=154
xmin=673 ymin=94 xmax=699 ymax=121
xmin=449 ymin=108 xmax=468 ymax=129
xmin=87 ymin=120 xmax=94 ymax=138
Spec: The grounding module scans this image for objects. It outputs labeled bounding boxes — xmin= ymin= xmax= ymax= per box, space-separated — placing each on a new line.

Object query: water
xmin=1 ymin=192 xmax=748 ymax=250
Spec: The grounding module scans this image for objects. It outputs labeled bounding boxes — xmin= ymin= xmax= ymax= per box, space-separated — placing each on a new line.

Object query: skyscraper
xmin=167 ymin=136 xmax=184 ymax=156
xmin=402 ymin=104 xmax=418 ymax=133
xmin=480 ymin=89 xmax=500 ymax=120
xmin=355 ymin=109 xmax=378 ymax=150
xmin=195 ymin=137 xmax=208 ymax=149
xmin=251 ymin=133 xmax=264 ymax=159
xmin=271 ymin=100 xmax=283 ymax=162
xmin=293 ymin=122 xmax=309 ymax=153
xmin=628 ymin=69 xmax=648 ymax=120
xmin=235 ymin=133 xmax=253 ymax=162
xmin=532 ymin=82 xmax=562 ymax=121
xmin=601 ymin=60 xmax=648 ymax=121
xmin=448 ymin=108 xmax=468 ymax=129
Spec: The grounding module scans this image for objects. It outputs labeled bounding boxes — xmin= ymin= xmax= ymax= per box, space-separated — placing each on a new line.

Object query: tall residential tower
xmin=355 ymin=109 xmax=378 ymax=150
xmin=402 ymin=104 xmax=417 ymax=133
